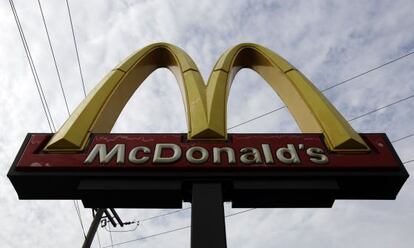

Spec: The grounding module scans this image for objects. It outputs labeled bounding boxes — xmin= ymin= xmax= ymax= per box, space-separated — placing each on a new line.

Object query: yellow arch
xmin=206 ymin=43 xmax=368 ymax=151
xmin=45 ymin=43 xmax=211 ymax=151
xmin=45 ymin=42 xmax=369 ymax=152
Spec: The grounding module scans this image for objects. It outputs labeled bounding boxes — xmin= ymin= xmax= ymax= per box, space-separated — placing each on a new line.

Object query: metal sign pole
xmin=191 ymin=183 xmax=227 ymax=248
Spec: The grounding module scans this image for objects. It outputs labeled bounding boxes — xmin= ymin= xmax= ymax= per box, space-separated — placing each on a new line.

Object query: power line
xmin=139 ymin=207 xmax=191 ymax=222
xmin=102 ymin=208 xmax=256 ymax=248
xmin=404 ymin=159 xmax=414 ymax=164
xmin=10 ymin=0 xmax=88 ymax=241
xmin=37 ymin=1 xmax=89 ymax=240
xmin=65 ymin=0 xmax=87 ymax=97
xmin=348 ymin=94 xmax=414 ymax=122
xmin=108 ymin=224 xmax=114 ymax=248
xmin=229 ymin=92 xmax=414 ymax=131
xmin=73 ymin=200 xmax=87 ymax=239
xmin=391 ymin=133 xmax=414 ymax=144
xmin=96 ymin=228 xmax=102 ymax=248
xmin=321 ymin=51 xmax=414 ymax=92
xmin=228 ymin=49 xmax=414 ymax=130
xmin=104 ymin=225 xmax=189 ymax=248
xmin=37 ymin=0 xmax=71 ymax=116
xmin=9 ymin=0 xmax=56 ymax=132
xmin=228 ymin=106 xmax=286 ymax=130
xmin=104 ymin=222 xmax=139 ymax=233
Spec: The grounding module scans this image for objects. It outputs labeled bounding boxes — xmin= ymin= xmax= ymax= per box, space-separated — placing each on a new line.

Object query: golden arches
xmin=206 ymin=43 xmax=369 ymax=151
xmin=45 ymin=42 xmax=369 ymax=152
xmin=45 ymin=43 xmax=210 ymax=151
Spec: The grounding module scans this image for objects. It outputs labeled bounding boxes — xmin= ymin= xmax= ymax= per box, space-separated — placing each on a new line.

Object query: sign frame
xmin=8 ymin=132 xmax=408 ymax=208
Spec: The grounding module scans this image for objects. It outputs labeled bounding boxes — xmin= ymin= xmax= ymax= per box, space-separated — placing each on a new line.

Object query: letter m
xmin=84 ymin=144 xmax=125 ymax=164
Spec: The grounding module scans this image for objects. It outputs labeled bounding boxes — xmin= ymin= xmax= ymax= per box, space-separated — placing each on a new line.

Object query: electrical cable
xmin=37 ymin=0 xmax=71 ymax=116
xmin=347 ymin=94 xmax=414 ymax=122
xmin=228 ymin=49 xmax=414 ymax=130
xmin=61 ymin=0 xmax=93 ymax=237
xmin=403 ymin=159 xmax=414 ymax=164
xmin=104 ymin=222 xmax=139 ymax=233
xmin=9 ymin=0 xmax=56 ymax=132
xmin=391 ymin=133 xmax=414 ymax=144
xmin=101 ymin=208 xmax=256 ymax=248
xmin=229 ymin=92 xmax=414 ymax=130
xmin=65 ymin=0 xmax=87 ymax=97
xmin=10 ymin=0 xmax=89 ymax=241
xmin=96 ymin=228 xmax=102 ymax=248
xmin=139 ymin=207 xmax=191 ymax=222
xmin=73 ymin=200 xmax=87 ymax=239
xmin=108 ymin=224 xmax=114 ymax=248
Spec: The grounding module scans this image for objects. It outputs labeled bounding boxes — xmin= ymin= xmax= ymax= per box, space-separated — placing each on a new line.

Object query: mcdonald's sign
xmin=8 ymin=43 xmax=408 ymax=208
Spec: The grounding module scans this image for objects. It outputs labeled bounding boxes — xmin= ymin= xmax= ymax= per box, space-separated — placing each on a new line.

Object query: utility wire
xmin=37 ymin=0 xmax=71 ymax=116
xmin=65 ymin=0 xmax=87 ymax=97
xmin=139 ymin=207 xmax=191 ymax=222
xmin=348 ymin=94 xmax=414 ymax=122
xmin=391 ymin=133 xmax=414 ymax=144
xmin=321 ymin=51 xmax=414 ymax=92
xmin=104 ymin=222 xmax=139 ymax=233
xmin=228 ymin=49 xmax=414 ymax=130
xmin=10 ymin=0 xmax=87 ymax=242
xmin=229 ymin=92 xmax=414 ymax=131
xmin=9 ymin=0 xmax=56 ymax=132
xmin=102 ymin=208 xmax=256 ymax=248
xmin=108 ymin=224 xmax=114 ymax=248
xmin=73 ymin=200 xmax=87 ymax=239
xmin=58 ymin=0 xmax=92 ymax=238
xmin=103 ymin=207 xmax=192 ymax=234
xmin=96 ymin=228 xmax=102 ymax=248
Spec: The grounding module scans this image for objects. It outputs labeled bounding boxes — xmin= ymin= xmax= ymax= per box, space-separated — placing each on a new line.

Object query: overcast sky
xmin=1 ymin=0 xmax=414 ymax=247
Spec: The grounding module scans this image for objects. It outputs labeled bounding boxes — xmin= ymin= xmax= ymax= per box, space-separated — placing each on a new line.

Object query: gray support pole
xmin=191 ymin=183 xmax=227 ymax=248
xmin=82 ymin=208 xmax=104 ymax=248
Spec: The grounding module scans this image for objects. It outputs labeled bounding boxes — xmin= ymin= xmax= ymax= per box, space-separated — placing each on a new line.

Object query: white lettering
xmin=186 ymin=146 xmax=209 ymax=164
xmin=129 ymin=146 xmax=150 ymax=164
xmin=306 ymin=147 xmax=328 ymax=164
xmin=276 ymin=144 xmax=300 ymax=164
xmin=240 ymin=147 xmax=262 ymax=164
xmin=261 ymin=144 xmax=274 ymax=164
xmin=153 ymin=143 xmax=182 ymax=163
xmin=84 ymin=144 xmax=125 ymax=164
xmin=213 ymin=147 xmax=236 ymax=164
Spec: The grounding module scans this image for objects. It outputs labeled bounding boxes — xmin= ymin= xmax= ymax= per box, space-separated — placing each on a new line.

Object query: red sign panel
xmin=16 ymin=133 xmax=401 ymax=171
